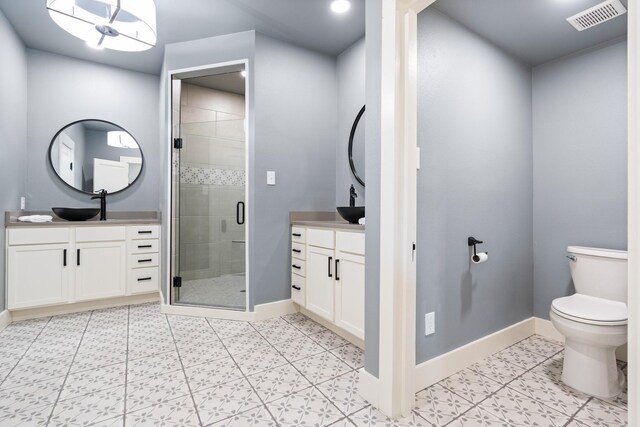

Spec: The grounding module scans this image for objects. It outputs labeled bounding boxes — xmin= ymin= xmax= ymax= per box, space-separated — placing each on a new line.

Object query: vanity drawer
xmin=128 ymin=267 xmax=159 ymax=294
xmin=291 ymin=259 xmax=306 ymax=277
xmin=8 ymin=228 xmax=70 ymax=246
xmin=129 ymin=239 xmax=159 ymax=254
xmin=291 ymin=274 xmax=305 ymax=307
xmin=130 ymin=253 xmax=159 ymax=269
xmin=76 ymin=226 xmax=126 ymax=243
xmin=292 ymin=242 xmax=306 ymax=260
xmin=336 ymin=231 xmax=365 ymax=256
xmin=291 ymin=227 xmax=306 ymax=244
xmin=307 ymin=228 xmax=335 ymax=249
xmin=127 ymin=225 xmax=160 ymax=240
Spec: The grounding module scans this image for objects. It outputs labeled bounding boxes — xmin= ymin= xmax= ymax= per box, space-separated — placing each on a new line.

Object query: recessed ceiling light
xmin=240 ymin=70 xmax=247 ymax=78
xmin=331 ymin=0 xmax=351 ymax=14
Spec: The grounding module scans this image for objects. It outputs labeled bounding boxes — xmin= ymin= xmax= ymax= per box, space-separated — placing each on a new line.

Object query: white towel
xmin=358 ymin=217 xmax=365 ymax=225
xmin=18 ymin=215 xmax=53 ymax=223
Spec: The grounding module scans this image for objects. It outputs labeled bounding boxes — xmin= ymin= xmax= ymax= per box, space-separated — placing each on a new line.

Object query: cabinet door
xmin=306 ymin=246 xmax=335 ymax=322
xmin=7 ymin=244 xmax=70 ymax=309
xmin=334 ymin=250 xmax=365 ymax=339
xmin=75 ymin=241 xmax=126 ymax=301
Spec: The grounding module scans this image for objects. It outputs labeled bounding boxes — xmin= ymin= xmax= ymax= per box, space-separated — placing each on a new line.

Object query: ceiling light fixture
xmin=46 ymin=0 xmax=157 ymax=52
xmin=331 ymin=0 xmax=351 ymax=14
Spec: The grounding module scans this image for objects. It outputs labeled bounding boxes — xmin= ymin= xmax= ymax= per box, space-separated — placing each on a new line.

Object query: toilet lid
xmin=552 ymin=294 xmax=627 ymax=324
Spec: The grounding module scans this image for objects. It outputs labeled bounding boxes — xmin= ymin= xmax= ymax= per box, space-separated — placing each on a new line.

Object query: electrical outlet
xmin=425 ymin=312 xmax=435 ymax=336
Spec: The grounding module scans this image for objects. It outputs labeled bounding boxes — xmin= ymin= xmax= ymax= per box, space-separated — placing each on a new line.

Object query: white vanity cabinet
xmin=291 ymin=225 xmax=365 ymax=340
xmin=6 ymin=224 xmax=160 ymax=311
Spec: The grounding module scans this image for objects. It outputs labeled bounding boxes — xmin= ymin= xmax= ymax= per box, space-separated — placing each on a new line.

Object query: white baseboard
xmin=414 ymin=317 xmax=535 ymax=392
xmin=0 ymin=310 xmax=12 ymax=332
xmin=300 ymin=307 xmax=364 ymax=349
xmin=534 ymin=317 xmax=627 ymax=362
xmin=9 ymin=292 xmax=161 ymax=322
xmin=358 ymin=368 xmax=380 ymax=408
xmin=534 ymin=317 xmax=564 ymax=342
xmin=161 ymin=299 xmax=297 ymax=322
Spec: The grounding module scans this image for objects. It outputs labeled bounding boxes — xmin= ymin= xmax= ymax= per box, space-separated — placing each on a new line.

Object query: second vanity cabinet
xmin=291 ymin=226 xmax=365 ymax=340
xmin=6 ymin=224 xmax=160 ymax=310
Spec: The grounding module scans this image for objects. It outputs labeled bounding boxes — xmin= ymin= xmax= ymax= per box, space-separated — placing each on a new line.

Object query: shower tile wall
xmin=179 ymin=83 xmax=246 ymax=281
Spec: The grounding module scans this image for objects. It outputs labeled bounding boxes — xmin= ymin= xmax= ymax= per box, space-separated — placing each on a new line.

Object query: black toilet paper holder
xmin=468 ymin=237 xmax=486 ymax=256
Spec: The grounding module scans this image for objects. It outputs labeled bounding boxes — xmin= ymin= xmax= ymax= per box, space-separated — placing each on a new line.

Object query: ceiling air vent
xmin=566 ymin=0 xmax=627 ymax=31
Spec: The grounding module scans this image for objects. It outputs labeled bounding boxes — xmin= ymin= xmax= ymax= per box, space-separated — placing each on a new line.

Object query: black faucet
xmin=91 ymin=189 xmax=108 ymax=221
xmin=349 ymin=185 xmax=357 ymax=207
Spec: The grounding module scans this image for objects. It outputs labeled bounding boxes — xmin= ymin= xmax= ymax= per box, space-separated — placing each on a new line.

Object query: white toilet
xmin=550 ymin=246 xmax=627 ymax=399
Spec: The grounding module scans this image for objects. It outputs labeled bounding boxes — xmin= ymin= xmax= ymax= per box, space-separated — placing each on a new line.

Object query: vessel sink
xmin=337 ymin=206 xmax=365 ymax=224
xmin=52 ymin=207 xmax=101 ymax=221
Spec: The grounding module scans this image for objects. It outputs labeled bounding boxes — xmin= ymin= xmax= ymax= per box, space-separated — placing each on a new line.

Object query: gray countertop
xmin=289 ymin=211 xmax=364 ymax=231
xmin=5 ymin=211 xmax=161 ymax=228
xmin=291 ymin=220 xmax=364 ymax=231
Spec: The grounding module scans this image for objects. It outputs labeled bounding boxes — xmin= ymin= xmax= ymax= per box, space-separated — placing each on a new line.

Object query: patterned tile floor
xmin=0 ymin=302 xmax=627 ymax=426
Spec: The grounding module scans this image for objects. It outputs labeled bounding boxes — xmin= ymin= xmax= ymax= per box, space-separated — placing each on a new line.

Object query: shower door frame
xmin=166 ymin=59 xmax=251 ymax=314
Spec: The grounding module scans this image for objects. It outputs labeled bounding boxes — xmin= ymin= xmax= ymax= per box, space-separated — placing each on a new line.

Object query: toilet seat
xmin=551 ymin=294 xmax=627 ymax=326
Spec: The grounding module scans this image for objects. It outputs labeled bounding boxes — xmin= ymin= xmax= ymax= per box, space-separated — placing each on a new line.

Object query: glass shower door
xmin=171 ymin=67 xmax=247 ymax=310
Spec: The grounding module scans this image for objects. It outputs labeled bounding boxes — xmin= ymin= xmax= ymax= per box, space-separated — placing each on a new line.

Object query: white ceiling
xmin=0 ymin=0 xmax=365 ymax=75
xmin=432 ymin=0 xmax=628 ymax=66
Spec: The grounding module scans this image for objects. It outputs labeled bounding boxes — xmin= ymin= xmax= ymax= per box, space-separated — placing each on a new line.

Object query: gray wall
xmin=337 ymin=37 xmax=366 ymax=206
xmin=0 ymin=10 xmax=27 ymax=312
xmin=26 ymin=49 xmax=160 ymax=210
xmin=416 ymin=9 xmax=534 ymax=362
xmin=252 ymin=33 xmax=337 ymax=307
xmin=364 ymin=0 xmax=382 ymax=378
xmin=532 ymin=41 xmax=628 ymax=319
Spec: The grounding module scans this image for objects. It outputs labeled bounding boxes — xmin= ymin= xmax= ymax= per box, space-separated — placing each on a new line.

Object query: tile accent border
xmin=180 ymin=166 xmax=245 ymax=186
xmin=0 ymin=309 xmax=11 ymax=333
xmin=414 ymin=317 xmax=536 ymax=393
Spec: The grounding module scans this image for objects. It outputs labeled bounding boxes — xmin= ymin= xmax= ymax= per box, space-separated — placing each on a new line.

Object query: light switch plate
xmin=425 ymin=312 xmax=435 ymax=336
xmin=267 ymin=171 xmax=276 ymax=186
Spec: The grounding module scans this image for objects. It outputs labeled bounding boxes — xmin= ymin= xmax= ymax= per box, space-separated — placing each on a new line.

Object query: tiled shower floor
xmin=179 ymin=274 xmax=246 ymax=310
xmin=0 ymin=302 xmax=628 ymax=426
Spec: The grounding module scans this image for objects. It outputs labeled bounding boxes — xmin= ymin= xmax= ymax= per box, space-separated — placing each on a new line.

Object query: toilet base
xmin=561 ymin=339 xmax=625 ymax=399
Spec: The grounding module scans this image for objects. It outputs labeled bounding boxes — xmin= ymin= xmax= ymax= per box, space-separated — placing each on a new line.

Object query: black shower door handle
xmin=236 ymin=201 xmax=245 ymax=225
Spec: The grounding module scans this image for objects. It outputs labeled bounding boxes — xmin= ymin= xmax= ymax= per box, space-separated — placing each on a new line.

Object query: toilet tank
xmin=567 ymin=246 xmax=627 ymax=303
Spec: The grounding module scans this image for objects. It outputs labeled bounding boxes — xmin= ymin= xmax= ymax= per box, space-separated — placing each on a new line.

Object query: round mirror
xmin=48 ymin=120 xmax=144 ymax=195
xmin=349 ymin=105 xmax=365 ymax=187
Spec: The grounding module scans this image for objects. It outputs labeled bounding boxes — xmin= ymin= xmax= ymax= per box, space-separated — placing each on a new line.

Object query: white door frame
xmin=165 ymin=59 xmax=251 ymax=316
xmin=372 ymin=0 xmax=638 ymax=421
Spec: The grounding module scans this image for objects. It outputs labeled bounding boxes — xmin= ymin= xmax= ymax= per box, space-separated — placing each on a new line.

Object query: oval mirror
xmin=48 ymin=120 xmax=144 ymax=195
xmin=349 ymin=105 xmax=365 ymax=187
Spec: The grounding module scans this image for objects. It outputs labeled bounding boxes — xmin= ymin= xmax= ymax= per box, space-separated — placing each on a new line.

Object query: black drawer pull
xmin=77 ymin=249 xmax=80 ymax=266
xmin=292 ymin=249 xmax=302 ymax=253
xmin=292 ymin=233 xmax=302 ymax=237
xmin=137 ymin=277 xmax=152 ymax=282
xmin=138 ymin=245 xmax=152 ymax=249
xmin=138 ymin=230 xmax=153 ymax=234
xmin=335 ymin=259 xmax=340 ymax=281
xmin=292 ymin=264 xmax=301 ymax=270
xmin=328 ymin=256 xmax=333 ymax=278
xmin=63 ymin=249 xmax=67 ymax=266
xmin=292 ymin=285 xmax=301 ymax=291
xmin=138 ymin=259 xmax=153 ymax=263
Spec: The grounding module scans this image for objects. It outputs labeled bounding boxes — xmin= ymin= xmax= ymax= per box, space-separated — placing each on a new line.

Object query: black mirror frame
xmin=348 ymin=105 xmax=365 ymax=188
xmin=47 ymin=119 xmax=145 ymax=196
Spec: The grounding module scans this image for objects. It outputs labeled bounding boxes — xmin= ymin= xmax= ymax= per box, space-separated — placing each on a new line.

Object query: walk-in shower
xmin=170 ymin=62 xmax=248 ymax=310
